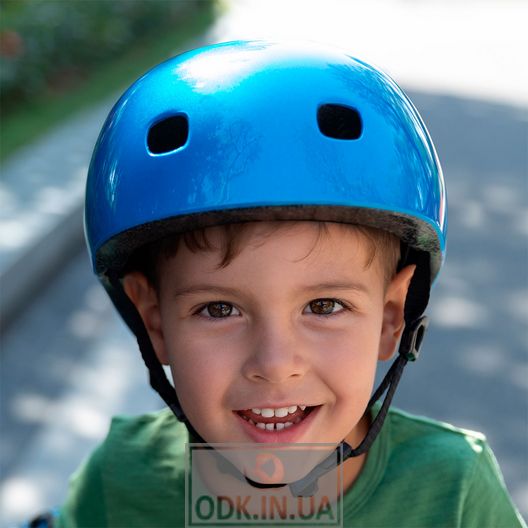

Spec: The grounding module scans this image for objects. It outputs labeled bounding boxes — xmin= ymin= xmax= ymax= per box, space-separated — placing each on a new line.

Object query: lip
xmin=233 ymin=405 xmax=321 ymax=443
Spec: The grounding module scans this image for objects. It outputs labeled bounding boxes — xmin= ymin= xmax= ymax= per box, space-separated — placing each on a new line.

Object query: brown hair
xmin=127 ymin=221 xmax=401 ymax=289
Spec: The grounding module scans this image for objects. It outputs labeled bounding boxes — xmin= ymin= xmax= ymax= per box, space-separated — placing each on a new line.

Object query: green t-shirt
xmin=58 ymin=407 xmax=525 ymax=528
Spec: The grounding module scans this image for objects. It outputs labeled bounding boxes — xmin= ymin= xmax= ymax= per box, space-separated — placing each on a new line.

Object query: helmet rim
xmin=94 ymin=204 xmax=444 ymax=285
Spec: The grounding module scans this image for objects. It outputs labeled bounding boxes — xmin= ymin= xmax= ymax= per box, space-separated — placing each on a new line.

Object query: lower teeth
xmin=241 ymin=409 xmax=310 ymax=431
xmin=253 ymin=419 xmax=300 ymax=431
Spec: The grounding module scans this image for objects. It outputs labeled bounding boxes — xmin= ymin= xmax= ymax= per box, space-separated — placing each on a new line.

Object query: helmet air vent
xmin=317 ymin=104 xmax=362 ymax=140
xmin=147 ymin=115 xmax=189 ymax=154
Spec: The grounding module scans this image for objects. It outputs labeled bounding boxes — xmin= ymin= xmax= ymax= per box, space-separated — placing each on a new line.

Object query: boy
xmin=56 ymin=41 xmax=524 ymax=526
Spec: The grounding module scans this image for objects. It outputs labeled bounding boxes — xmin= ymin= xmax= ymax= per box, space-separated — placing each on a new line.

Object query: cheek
xmin=313 ymin=318 xmax=382 ymax=396
xmin=162 ymin=323 xmax=241 ymax=412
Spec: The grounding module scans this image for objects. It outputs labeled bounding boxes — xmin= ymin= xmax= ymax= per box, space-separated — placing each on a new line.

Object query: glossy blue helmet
xmin=86 ymin=40 xmax=446 ymax=284
xmin=85 ymin=41 xmax=447 ymax=452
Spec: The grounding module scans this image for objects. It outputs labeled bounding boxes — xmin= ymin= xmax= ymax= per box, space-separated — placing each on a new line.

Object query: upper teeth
xmin=251 ymin=405 xmax=306 ymax=417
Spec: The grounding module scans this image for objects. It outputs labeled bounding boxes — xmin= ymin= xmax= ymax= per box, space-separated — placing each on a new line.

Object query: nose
xmin=241 ymin=317 xmax=309 ymax=383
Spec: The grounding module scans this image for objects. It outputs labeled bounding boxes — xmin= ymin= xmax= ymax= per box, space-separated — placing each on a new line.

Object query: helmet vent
xmin=317 ymin=104 xmax=362 ymax=140
xmin=147 ymin=115 xmax=189 ymax=154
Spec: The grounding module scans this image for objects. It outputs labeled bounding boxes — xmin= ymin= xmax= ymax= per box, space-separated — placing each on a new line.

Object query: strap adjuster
xmin=400 ymin=315 xmax=429 ymax=361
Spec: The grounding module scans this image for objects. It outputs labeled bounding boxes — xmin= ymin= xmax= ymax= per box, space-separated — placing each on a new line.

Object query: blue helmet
xmin=86 ymin=40 xmax=446 ymax=285
xmin=85 ymin=41 xmax=447 ymax=463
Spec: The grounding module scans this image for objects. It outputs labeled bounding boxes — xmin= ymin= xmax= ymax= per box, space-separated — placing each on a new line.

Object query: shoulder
xmin=380 ymin=408 xmax=525 ymax=527
xmin=386 ymin=406 xmax=488 ymax=460
xmin=106 ymin=407 xmax=188 ymax=452
xmin=109 ymin=406 xmax=186 ymax=435
xmin=97 ymin=408 xmax=188 ymax=478
xmin=95 ymin=407 xmax=188 ymax=485
xmin=378 ymin=407 xmax=491 ymax=504
xmin=59 ymin=409 xmax=187 ymax=527
xmin=384 ymin=407 xmax=496 ymax=497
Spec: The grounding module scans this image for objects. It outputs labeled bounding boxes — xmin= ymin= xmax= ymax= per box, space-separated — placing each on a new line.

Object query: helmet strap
xmin=106 ymin=274 xmax=203 ymax=439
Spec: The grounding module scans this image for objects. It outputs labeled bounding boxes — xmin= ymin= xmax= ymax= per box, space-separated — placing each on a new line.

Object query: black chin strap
xmin=106 ymin=274 xmax=202 ymax=439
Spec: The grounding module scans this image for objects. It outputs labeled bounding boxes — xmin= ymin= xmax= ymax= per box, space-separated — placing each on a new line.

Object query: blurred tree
xmin=0 ymin=0 xmax=213 ymax=116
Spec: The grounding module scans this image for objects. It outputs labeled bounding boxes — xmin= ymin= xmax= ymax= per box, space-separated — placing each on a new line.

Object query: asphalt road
xmin=1 ymin=90 xmax=527 ymax=525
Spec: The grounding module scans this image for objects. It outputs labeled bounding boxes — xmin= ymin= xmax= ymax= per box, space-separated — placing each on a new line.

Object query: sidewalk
xmin=0 ymin=102 xmax=112 ymax=327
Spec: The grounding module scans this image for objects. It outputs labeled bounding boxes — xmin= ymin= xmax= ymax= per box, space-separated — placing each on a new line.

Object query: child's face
xmin=125 ymin=222 xmax=413 ymax=450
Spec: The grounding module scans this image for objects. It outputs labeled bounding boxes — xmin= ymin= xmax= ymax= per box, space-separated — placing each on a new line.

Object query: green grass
xmin=0 ymin=3 xmax=216 ymax=164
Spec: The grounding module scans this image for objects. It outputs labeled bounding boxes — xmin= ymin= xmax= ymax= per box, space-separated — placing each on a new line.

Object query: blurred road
xmin=1 ymin=1 xmax=527 ymax=525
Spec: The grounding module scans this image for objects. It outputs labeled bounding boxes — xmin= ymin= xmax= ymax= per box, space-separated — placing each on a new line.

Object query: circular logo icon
xmin=252 ymin=452 xmax=285 ymax=484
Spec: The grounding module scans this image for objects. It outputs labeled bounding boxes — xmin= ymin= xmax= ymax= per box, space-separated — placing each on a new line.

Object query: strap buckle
xmin=400 ymin=315 xmax=429 ymax=361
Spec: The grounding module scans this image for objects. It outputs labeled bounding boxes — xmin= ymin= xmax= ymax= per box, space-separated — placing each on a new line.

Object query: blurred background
xmin=1 ymin=0 xmax=526 ymax=525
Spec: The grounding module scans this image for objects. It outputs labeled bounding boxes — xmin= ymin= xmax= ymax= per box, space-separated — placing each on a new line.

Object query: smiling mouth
xmin=235 ymin=405 xmax=318 ymax=431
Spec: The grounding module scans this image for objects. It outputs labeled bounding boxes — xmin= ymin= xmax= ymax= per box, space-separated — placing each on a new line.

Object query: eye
xmin=198 ymin=302 xmax=240 ymax=318
xmin=304 ymin=298 xmax=345 ymax=316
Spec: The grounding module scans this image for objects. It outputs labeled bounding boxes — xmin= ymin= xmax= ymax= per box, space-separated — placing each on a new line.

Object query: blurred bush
xmin=0 ymin=0 xmax=213 ymax=117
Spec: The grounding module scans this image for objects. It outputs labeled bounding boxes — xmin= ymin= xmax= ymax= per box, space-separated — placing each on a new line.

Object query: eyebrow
xmin=299 ymin=281 xmax=370 ymax=295
xmin=171 ymin=281 xmax=369 ymax=299
xmin=172 ymin=285 xmax=243 ymax=299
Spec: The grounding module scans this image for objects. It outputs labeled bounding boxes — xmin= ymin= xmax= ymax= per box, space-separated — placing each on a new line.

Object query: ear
xmin=378 ymin=264 xmax=416 ymax=361
xmin=122 ymin=272 xmax=169 ymax=365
